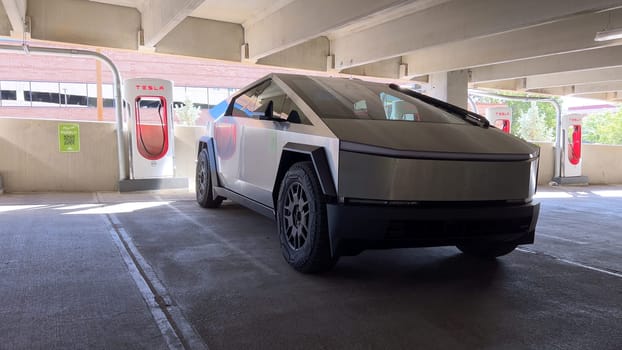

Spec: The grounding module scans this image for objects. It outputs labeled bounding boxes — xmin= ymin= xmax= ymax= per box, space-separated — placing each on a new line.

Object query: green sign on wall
xmin=58 ymin=123 xmax=80 ymax=152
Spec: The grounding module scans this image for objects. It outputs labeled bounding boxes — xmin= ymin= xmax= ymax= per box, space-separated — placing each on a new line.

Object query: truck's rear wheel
xmin=196 ymin=148 xmax=223 ymax=208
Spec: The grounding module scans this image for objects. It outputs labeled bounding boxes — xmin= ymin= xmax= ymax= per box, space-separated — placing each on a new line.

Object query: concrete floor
xmin=0 ymin=186 xmax=621 ymax=350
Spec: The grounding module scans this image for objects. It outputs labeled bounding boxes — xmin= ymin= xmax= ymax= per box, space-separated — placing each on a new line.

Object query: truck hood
xmin=323 ymin=119 xmax=539 ymax=160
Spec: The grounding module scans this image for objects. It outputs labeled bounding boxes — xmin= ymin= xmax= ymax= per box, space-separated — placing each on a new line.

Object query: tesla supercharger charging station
xmin=553 ymin=113 xmax=588 ymax=185
xmin=120 ymin=78 xmax=187 ymax=191
xmin=485 ymin=107 xmax=512 ymax=133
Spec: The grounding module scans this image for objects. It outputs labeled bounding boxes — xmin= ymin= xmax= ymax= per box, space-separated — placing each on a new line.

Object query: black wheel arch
xmin=272 ymin=143 xmax=337 ymax=210
xmin=198 ymin=136 xmax=221 ymax=188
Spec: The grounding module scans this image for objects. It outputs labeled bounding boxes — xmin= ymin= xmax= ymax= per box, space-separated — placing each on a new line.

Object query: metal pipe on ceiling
xmin=0 ymin=43 xmax=128 ymax=182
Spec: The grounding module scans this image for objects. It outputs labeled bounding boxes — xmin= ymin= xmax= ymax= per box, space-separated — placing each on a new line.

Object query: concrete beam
xmin=573 ymin=92 xmax=620 ymax=101
xmin=155 ymin=17 xmax=243 ymax=62
xmin=610 ymin=92 xmax=622 ymax=100
xmin=470 ymin=46 xmax=622 ymax=83
xmin=472 ymin=79 xmax=527 ymax=91
xmin=527 ymin=87 xmax=575 ymax=96
xmin=1 ymin=0 xmax=26 ymax=36
xmin=529 ymin=82 xmax=622 ymax=96
xmin=401 ymin=8 xmax=622 ymax=76
xmin=333 ymin=0 xmax=622 ymax=70
xmin=526 ymin=68 xmax=622 ymax=90
xmin=27 ymin=0 xmax=140 ymax=50
xmin=256 ymin=37 xmax=329 ymax=71
xmin=0 ymin=2 xmax=12 ymax=36
xmin=245 ymin=0 xmax=446 ymax=60
xmin=141 ymin=0 xmax=206 ymax=48
xmin=341 ymin=57 xmax=403 ymax=79
xmin=574 ymin=82 xmax=622 ymax=95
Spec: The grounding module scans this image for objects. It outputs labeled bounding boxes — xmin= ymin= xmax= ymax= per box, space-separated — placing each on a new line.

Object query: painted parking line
xmin=536 ymin=233 xmax=589 ymax=245
xmin=517 ymin=247 xmax=622 ymax=279
xmin=556 ymin=257 xmax=622 ymax=279
xmin=103 ymin=213 xmax=208 ymax=350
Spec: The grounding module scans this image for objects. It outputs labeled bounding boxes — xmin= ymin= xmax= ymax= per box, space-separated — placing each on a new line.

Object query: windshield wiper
xmin=389 ymin=84 xmax=490 ymax=128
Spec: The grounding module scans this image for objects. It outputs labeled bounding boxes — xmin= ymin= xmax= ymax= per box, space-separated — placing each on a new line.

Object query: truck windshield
xmin=281 ymin=75 xmax=468 ymax=125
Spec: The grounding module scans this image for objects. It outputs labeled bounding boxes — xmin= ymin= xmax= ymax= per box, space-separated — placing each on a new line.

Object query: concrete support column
xmin=428 ymin=69 xmax=469 ymax=109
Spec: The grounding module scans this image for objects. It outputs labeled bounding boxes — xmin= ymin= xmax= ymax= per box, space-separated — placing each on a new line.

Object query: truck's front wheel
xmin=276 ymin=161 xmax=337 ymax=273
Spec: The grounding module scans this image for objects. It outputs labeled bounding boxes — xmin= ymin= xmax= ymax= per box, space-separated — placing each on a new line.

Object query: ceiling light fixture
xmin=594 ymin=28 xmax=622 ymax=41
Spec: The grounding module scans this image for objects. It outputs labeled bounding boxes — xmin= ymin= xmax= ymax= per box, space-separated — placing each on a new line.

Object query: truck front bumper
xmin=326 ymin=201 xmax=540 ymax=256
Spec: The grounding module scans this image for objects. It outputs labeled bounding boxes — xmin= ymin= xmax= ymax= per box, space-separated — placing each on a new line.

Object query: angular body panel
xmin=198 ymin=73 xmax=541 ymax=271
xmin=325 ymin=119 xmax=538 ymax=156
xmin=212 ymin=115 xmax=338 ymax=208
xmin=338 ymin=150 xmax=537 ymax=201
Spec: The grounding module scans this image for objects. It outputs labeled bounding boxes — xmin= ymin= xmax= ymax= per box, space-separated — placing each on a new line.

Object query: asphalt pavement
xmin=0 ymin=186 xmax=621 ymax=350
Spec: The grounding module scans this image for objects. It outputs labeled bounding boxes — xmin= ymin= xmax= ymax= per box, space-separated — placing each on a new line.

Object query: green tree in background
xmin=472 ymin=93 xmax=622 ymax=144
xmin=174 ymin=98 xmax=201 ymax=126
xmin=583 ymin=110 xmax=622 ymax=145
xmin=515 ymin=102 xmax=553 ymax=141
xmin=472 ymin=95 xmax=559 ymax=142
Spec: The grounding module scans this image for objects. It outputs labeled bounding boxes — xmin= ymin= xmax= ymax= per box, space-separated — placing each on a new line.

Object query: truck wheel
xmin=277 ymin=161 xmax=337 ymax=273
xmin=196 ymin=148 xmax=223 ymax=208
xmin=456 ymin=242 xmax=518 ymax=258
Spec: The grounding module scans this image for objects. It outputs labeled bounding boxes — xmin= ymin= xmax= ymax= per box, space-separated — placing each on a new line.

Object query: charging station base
xmin=551 ymin=176 xmax=589 ymax=186
xmin=119 ymin=178 xmax=189 ymax=192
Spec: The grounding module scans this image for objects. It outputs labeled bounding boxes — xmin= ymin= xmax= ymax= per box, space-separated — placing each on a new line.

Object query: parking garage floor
xmin=0 ymin=186 xmax=621 ymax=350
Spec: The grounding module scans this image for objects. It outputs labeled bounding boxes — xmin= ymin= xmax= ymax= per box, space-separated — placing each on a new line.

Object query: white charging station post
xmin=119 ymin=78 xmax=188 ymax=192
xmin=485 ymin=107 xmax=512 ymax=134
xmin=552 ymin=113 xmax=589 ymax=185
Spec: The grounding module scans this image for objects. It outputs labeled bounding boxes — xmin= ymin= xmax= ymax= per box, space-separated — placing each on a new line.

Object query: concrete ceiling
xmin=2 ymin=0 xmax=622 ymax=101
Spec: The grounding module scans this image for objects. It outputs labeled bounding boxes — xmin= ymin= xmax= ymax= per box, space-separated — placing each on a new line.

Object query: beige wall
xmin=583 ymin=144 xmax=622 ymax=184
xmin=173 ymin=125 xmax=208 ymax=191
xmin=533 ymin=142 xmax=622 ymax=185
xmin=535 ymin=142 xmax=554 ymax=185
xmin=0 ymin=118 xmax=206 ymax=193
xmin=0 ymin=118 xmax=620 ymax=192
xmin=0 ymin=118 xmax=119 ymax=192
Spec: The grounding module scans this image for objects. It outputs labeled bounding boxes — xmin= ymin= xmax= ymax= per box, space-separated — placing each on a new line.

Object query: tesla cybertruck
xmin=196 ymin=73 xmax=540 ymax=273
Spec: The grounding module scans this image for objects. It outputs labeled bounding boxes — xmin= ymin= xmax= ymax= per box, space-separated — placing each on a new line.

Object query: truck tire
xmin=276 ymin=161 xmax=337 ymax=273
xmin=196 ymin=148 xmax=223 ymax=208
